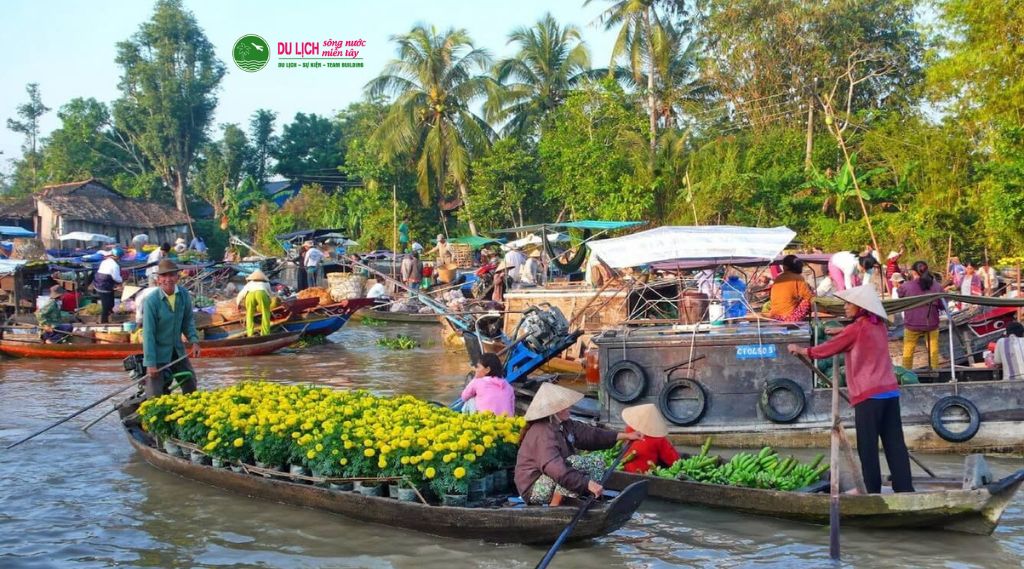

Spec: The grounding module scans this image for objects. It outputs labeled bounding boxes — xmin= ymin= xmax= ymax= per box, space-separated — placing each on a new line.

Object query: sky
xmin=0 ymin=0 xmax=621 ymax=176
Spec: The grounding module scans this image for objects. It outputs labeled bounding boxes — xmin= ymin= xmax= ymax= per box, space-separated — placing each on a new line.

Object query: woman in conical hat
xmin=515 ymin=383 xmax=640 ymax=504
xmin=236 ymin=269 xmax=275 ymax=337
xmin=788 ymin=284 xmax=914 ymax=495
xmin=620 ymin=404 xmax=681 ymax=474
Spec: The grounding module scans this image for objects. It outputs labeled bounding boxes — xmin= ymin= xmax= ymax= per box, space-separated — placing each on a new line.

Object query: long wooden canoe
xmin=606 ymin=457 xmax=1024 ymax=535
xmin=0 ymin=331 xmax=301 ymax=359
xmin=352 ymin=308 xmax=443 ymax=324
xmin=123 ymin=421 xmax=648 ymax=544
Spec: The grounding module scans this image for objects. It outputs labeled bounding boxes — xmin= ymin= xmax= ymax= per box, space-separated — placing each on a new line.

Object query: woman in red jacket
xmin=787 ymin=285 xmax=914 ymax=494
xmin=620 ymin=404 xmax=680 ymax=474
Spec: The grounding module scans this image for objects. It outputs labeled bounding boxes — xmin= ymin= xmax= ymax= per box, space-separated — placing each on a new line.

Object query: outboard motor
xmin=518 ymin=304 xmax=570 ymax=353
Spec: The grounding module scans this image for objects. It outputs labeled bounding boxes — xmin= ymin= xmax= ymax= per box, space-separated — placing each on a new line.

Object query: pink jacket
xmin=461 ymin=375 xmax=515 ymax=416
xmin=807 ymin=314 xmax=899 ymax=406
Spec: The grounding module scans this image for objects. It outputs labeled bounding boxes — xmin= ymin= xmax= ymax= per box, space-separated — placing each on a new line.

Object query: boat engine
xmin=518 ymin=304 xmax=570 ymax=354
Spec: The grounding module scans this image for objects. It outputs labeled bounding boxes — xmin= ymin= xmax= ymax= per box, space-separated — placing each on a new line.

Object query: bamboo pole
xmin=392 ymin=185 xmax=397 ymax=283
xmin=829 ymin=355 xmax=842 ymax=560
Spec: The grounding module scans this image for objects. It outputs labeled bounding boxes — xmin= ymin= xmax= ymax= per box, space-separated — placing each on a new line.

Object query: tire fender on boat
xmin=930 ymin=395 xmax=981 ymax=442
xmin=657 ymin=378 xmax=708 ymax=426
xmin=759 ymin=378 xmax=806 ymax=423
xmin=604 ymin=360 xmax=648 ymax=403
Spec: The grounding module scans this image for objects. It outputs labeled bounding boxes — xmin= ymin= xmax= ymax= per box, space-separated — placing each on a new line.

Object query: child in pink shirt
xmin=461 ymin=353 xmax=515 ymax=416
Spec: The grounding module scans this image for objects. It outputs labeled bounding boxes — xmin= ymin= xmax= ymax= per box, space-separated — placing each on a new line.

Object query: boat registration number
xmin=736 ymin=344 xmax=778 ymax=360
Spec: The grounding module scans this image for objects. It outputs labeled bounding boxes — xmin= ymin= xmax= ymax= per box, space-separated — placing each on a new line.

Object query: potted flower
xmin=430 ymin=462 xmax=470 ymax=507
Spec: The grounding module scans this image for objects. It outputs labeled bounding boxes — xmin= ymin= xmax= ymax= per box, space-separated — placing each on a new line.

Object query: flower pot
xmin=289 ymin=464 xmax=309 ymax=479
xmin=162 ymin=440 xmax=183 ymax=457
xmin=230 ymin=464 xmax=245 ymax=473
xmin=490 ymin=469 xmax=508 ymax=494
xmin=354 ymin=481 xmax=384 ymax=497
xmin=396 ymin=487 xmax=419 ymax=502
xmin=388 ymin=483 xmax=401 ymax=499
xmin=441 ymin=493 xmax=468 ymax=507
xmin=468 ymin=478 xmax=487 ymax=502
xmin=329 ymin=481 xmax=354 ymax=491
xmin=482 ymin=473 xmax=494 ymax=495
xmin=211 ymin=457 xmax=226 ymax=469
xmin=189 ymin=450 xmax=210 ymax=465
xmin=310 ymin=469 xmax=330 ymax=487
xmin=254 ymin=461 xmax=275 ymax=477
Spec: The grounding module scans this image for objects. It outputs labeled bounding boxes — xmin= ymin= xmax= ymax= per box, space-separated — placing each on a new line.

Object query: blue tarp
xmin=492 ymin=220 xmax=644 ymax=233
xmin=0 ymin=226 xmax=36 ymax=238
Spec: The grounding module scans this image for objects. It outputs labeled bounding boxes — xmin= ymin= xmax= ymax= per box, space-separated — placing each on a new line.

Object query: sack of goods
xmin=326 ymin=273 xmax=367 ymax=302
xmin=214 ymin=299 xmax=240 ymax=320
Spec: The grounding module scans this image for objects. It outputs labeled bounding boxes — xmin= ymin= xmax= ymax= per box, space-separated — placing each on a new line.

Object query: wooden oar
xmin=82 ymin=370 xmax=194 ymax=432
xmin=795 ymin=354 xmax=937 ymax=478
xmin=828 ymin=354 xmax=841 ymax=560
xmin=535 ymin=443 xmax=632 ymax=569
xmin=4 ymin=354 xmax=189 ymax=450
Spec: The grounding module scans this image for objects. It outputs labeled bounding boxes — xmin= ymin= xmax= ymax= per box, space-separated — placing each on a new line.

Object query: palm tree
xmin=801 ymin=153 xmax=885 ymax=223
xmin=587 ymin=0 xmax=687 ymax=153
xmin=487 ymin=13 xmax=591 ymax=139
xmin=366 ymin=25 xmax=495 ymax=235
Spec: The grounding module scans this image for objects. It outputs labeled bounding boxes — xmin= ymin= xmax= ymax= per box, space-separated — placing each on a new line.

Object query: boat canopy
xmin=58 ymin=231 xmax=116 ymax=243
xmin=492 ymin=220 xmax=644 ymax=233
xmin=0 ymin=259 xmax=27 ymax=276
xmin=502 ymin=232 xmax=568 ymax=251
xmin=275 ymin=228 xmax=347 ymax=243
xmin=587 ymin=225 xmax=796 ymax=269
xmin=0 ymin=226 xmax=36 ymax=238
xmin=448 ymin=235 xmax=502 ymax=249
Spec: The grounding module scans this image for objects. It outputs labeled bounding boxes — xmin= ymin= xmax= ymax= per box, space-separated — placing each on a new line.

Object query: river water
xmin=1 ymin=322 xmax=1022 ymax=569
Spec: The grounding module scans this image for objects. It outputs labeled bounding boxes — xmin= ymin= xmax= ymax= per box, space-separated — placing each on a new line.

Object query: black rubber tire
xmin=930 ymin=395 xmax=981 ymax=443
xmin=657 ymin=379 xmax=708 ymax=426
xmin=603 ymin=360 xmax=648 ymax=403
xmin=759 ymin=378 xmax=807 ymax=423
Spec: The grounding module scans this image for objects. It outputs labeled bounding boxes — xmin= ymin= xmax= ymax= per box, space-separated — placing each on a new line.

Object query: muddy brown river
xmin=2 ymin=322 xmax=1022 ymax=568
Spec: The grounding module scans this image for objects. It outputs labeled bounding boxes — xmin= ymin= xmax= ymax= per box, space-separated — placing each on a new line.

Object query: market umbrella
xmin=59 ymin=231 xmax=116 ymax=243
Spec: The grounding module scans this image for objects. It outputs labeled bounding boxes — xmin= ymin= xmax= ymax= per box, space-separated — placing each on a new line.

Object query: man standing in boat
xmin=141 ymin=259 xmax=199 ymax=398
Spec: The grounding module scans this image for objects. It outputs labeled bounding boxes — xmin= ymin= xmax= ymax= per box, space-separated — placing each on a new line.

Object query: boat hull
xmin=606 ymin=467 xmax=1024 ymax=535
xmin=0 ymin=332 xmax=300 ymax=359
xmin=124 ymin=423 xmax=647 ymax=544
xmin=352 ymin=308 xmax=442 ymax=324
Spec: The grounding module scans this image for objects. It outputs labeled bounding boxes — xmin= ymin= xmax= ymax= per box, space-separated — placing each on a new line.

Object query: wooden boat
xmin=352 ymin=307 xmax=442 ymax=324
xmin=204 ymin=298 xmax=375 ymax=339
xmin=122 ymin=420 xmax=648 ymax=544
xmin=0 ymin=331 xmax=301 ymax=359
xmin=606 ymin=456 xmax=1024 ymax=535
xmin=281 ymin=314 xmax=346 ymax=336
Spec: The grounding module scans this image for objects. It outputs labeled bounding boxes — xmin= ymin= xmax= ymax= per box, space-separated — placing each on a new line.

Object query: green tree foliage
xmin=247 ymin=109 xmax=277 ymax=185
xmin=488 ymin=14 xmax=591 ymax=139
xmin=538 ymin=80 xmax=653 ymax=219
xmin=113 ymin=0 xmax=225 ymax=212
xmin=272 ymin=112 xmax=343 ymax=182
xmin=463 ymin=138 xmax=547 ymax=232
xmin=365 ymin=25 xmax=496 ymax=235
xmin=193 ymin=124 xmax=252 ymax=225
xmin=5 ymin=83 xmax=50 ymax=195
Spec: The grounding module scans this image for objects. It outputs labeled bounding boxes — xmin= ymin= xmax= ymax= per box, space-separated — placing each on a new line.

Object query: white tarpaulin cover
xmin=501 ymin=232 xmax=568 ymax=251
xmin=586 ymin=225 xmax=796 ymax=268
xmin=58 ymin=231 xmax=116 ymax=243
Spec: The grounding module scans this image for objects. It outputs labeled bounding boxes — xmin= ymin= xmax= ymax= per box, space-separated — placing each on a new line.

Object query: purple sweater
xmin=897 ymin=278 xmax=944 ymax=331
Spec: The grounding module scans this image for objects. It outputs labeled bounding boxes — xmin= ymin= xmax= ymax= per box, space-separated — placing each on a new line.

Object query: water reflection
xmin=1 ymin=321 xmax=1022 ymax=568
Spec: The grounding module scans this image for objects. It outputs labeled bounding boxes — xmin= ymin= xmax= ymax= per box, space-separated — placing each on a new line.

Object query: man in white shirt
xmin=146 ymin=243 xmax=170 ymax=285
xmin=519 ymin=249 xmax=543 ymax=287
xmin=503 ymin=244 xmax=527 ymax=282
xmin=92 ymin=248 xmax=123 ymax=323
xmin=303 ymin=240 xmax=325 ymax=288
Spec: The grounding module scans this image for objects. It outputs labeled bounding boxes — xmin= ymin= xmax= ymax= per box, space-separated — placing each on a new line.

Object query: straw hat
xmin=247 ymin=269 xmax=268 ymax=282
xmin=887 ymin=250 xmax=900 ymax=260
xmin=524 ymin=382 xmax=584 ymax=422
xmin=529 ymin=248 xmax=542 ymax=258
xmin=155 ymin=259 xmax=180 ymax=275
xmin=834 ymin=284 xmax=887 ymax=318
xmin=175 ymin=237 xmax=187 ymax=245
xmin=891 ymin=272 xmax=906 ymax=283
xmin=302 ymin=240 xmax=314 ymax=248
xmin=100 ymin=249 xmax=115 ymax=257
xmin=49 ymin=285 xmax=66 ymax=298
xmin=121 ymin=285 xmax=143 ymax=301
xmin=495 ymin=260 xmax=508 ymax=272
xmin=436 ymin=233 xmax=445 ymax=242
xmin=621 ymin=404 xmax=668 ymax=437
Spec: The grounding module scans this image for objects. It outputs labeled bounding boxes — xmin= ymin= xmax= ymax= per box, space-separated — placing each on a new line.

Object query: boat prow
xmin=123 ymin=420 xmax=647 ymax=544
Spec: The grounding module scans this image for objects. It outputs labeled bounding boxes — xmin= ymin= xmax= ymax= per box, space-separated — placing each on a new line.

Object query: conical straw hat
xmin=247 ymin=269 xmax=268 ymax=282
xmin=523 ymin=382 xmax=584 ymax=421
xmin=834 ymin=284 xmax=887 ymax=319
xmin=621 ymin=404 xmax=668 ymax=437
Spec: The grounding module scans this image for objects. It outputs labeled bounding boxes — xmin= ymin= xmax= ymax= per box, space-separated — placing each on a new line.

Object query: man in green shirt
xmin=36 ymin=285 xmax=71 ymax=343
xmin=141 ymin=259 xmax=200 ymax=398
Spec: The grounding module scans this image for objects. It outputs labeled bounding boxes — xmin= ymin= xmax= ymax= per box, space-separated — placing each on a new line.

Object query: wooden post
xmin=392 ymin=185 xmax=397 ymax=282
xmin=829 ymin=354 xmax=842 ymax=560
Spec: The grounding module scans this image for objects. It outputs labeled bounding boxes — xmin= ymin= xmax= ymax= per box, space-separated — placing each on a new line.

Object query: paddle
xmin=82 ymin=370 xmax=194 ymax=432
xmin=794 ymin=354 xmax=937 ymax=478
xmin=535 ymin=443 xmax=632 ymax=569
xmin=4 ymin=354 xmax=190 ymax=450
